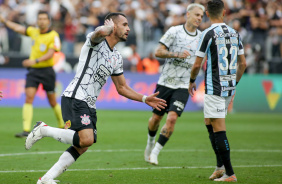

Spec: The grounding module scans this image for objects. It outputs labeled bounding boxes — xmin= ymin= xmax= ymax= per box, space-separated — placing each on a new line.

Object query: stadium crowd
xmin=0 ymin=0 xmax=281 ymax=73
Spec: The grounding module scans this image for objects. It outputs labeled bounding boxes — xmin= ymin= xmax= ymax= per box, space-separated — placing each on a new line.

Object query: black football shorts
xmin=153 ymin=84 xmax=189 ymax=117
xmin=25 ymin=67 xmax=56 ymax=93
xmin=61 ymin=96 xmax=97 ymax=143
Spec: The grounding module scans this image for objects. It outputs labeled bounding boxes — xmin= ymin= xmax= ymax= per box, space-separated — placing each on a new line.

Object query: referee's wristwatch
xmin=35 ymin=59 xmax=39 ymax=63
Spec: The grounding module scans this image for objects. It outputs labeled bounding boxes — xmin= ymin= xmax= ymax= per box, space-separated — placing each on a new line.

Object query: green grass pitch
xmin=0 ymin=107 xmax=281 ymax=184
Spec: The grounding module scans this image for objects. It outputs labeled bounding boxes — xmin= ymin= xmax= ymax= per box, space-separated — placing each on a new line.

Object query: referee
xmin=0 ymin=11 xmax=64 ymax=137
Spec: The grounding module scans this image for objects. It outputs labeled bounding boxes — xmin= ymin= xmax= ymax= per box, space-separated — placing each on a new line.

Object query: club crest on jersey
xmin=64 ymin=120 xmax=71 ymax=129
xmin=80 ymin=114 xmax=91 ymax=125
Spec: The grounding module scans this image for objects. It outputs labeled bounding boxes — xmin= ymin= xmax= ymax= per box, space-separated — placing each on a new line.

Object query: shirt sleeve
xmin=195 ymin=30 xmax=211 ymax=58
xmin=50 ymin=32 xmax=61 ymax=52
xmin=112 ymin=52 xmax=124 ymax=76
xmin=25 ymin=26 xmax=36 ymax=37
xmin=159 ymin=27 xmax=176 ymax=48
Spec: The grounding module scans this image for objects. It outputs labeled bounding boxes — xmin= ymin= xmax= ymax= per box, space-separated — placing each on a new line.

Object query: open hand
xmin=104 ymin=18 xmax=114 ymax=29
xmin=145 ymin=91 xmax=167 ymax=111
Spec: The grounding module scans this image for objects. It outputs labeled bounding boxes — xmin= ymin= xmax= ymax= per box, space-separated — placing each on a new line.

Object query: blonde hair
xmin=187 ymin=3 xmax=205 ymax=12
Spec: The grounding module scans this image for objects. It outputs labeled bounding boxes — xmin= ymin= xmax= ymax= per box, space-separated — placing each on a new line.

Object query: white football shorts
xmin=204 ymin=94 xmax=232 ymax=118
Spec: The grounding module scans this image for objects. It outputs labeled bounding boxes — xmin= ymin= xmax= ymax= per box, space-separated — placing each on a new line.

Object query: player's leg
xmin=205 ymin=118 xmax=225 ymax=180
xmin=145 ymin=84 xmax=168 ymax=162
xmin=47 ymin=92 xmax=64 ymax=128
xmin=204 ymin=94 xmax=236 ymax=181
xmin=43 ymin=67 xmax=64 ymax=128
xmin=15 ymin=86 xmax=37 ymax=137
xmin=149 ymin=111 xmax=178 ymax=165
xmin=211 ymin=118 xmax=236 ymax=182
xmin=37 ymin=97 xmax=97 ymax=183
xmin=25 ymin=96 xmax=79 ymax=149
xmin=149 ymin=88 xmax=188 ymax=165
xmin=39 ymin=129 xmax=94 ymax=183
xmin=144 ymin=113 xmax=163 ymax=162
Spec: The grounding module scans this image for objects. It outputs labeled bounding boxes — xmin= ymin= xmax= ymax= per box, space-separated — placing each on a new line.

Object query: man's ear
xmin=206 ymin=11 xmax=210 ymax=18
xmin=222 ymin=9 xmax=226 ymax=17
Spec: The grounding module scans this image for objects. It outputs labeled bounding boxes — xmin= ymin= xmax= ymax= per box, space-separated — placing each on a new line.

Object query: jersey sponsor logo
xmin=217 ymin=108 xmax=225 ymax=112
xmin=220 ymin=74 xmax=236 ymax=81
xmin=173 ymin=59 xmax=193 ymax=69
xmin=80 ymin=114 xmax=91 ymax=125
xmin=221 ymin=86 xmax=236 ymax=91
xmin=94 ymin=64 xmax=111 ymax=86
xmin=86 ymin=96 xmax=96 ymax=107
xmin=173 ymin=100 xmax=184 ymax=111
xmin=64 ymin=120 xmax=71 ymax=129
xmin=213 ymin=32 xmax=238 ymax=39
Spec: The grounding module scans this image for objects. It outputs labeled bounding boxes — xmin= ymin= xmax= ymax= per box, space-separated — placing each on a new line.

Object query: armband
xmin=142 ymin=95 xmax=147 ymax=103
xmin=190 ymin=78 xmax=196 ymax=83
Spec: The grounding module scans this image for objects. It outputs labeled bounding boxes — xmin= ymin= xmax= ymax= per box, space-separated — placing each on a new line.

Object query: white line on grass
xmin=1 ymin=165 xmax=282 ymax=173
xmin=0 ymin=149 xmax=281 ymax=157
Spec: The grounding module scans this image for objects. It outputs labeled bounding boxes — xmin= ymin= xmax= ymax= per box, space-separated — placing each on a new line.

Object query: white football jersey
xmin=62 ymin=32 xmax=123 ymax=109
xmin=158 ymin=25 xmax=201 ymax=89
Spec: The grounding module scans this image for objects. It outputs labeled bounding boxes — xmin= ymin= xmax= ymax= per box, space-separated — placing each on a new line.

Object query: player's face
xmin=187 ymin=7 xmax=204 ymax=28
xmin=37 ymin=14 xmax=50 ymax=30
xmin=114 ymin=15 xmax=130 ymax=42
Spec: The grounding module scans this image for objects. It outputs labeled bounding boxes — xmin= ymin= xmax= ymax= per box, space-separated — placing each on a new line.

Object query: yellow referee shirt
xmin=26 ymin=26 xmax=61 ymax=68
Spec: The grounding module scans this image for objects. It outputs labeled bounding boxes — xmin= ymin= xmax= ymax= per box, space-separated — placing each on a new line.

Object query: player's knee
xmin=166 ymin=115 xmax=177 ymax=126
xmin=151 ymin=114 xmax=162 ymax=123
xmin=80 ymin=137 xmax=94 ymax=147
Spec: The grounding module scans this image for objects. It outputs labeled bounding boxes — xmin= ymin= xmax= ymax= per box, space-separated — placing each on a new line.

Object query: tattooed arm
xmin=90 ymin=19 xmax=114 ymax=44
xmin=155 ymin=44 xmax=190 ymax=59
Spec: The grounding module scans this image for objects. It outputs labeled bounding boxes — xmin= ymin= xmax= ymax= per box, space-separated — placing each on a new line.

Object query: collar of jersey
xmin=39 ymin=29 xmax=52 ymax=34
xmin=105 ymin=39 xmax=113 ymax=52
xmin=182 ymin=24 xmax=197 ymax=37
xmin=211 ymin=23 xmax=226 ymax=27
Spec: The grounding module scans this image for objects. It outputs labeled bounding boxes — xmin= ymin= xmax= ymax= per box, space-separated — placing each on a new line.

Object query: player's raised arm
xmin=111 ymin=74 xmax=167 ymax=111
xmin=0 ymin=15 xmax=26 ymax=35
xmin=90 ymin=19 xmax=114 ymax=44
xmin=0 ymin=91 xmax=2 ymax=101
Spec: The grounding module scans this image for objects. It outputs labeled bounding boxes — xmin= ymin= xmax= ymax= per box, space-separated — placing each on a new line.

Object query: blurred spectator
xmin=232 ymin=19 xmax=249 ymax=44
xmin=142 ymin=52 xmax=160 ymax=75
xmin=127 ymin=44 xmax=143 ymax=72
xmin=62 ymin=12 xmax=77 ymax=56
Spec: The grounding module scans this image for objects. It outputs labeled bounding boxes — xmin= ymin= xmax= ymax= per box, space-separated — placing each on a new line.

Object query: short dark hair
xmin=207 ymin=0 xmax=224 ymax=18
xmin=104 ymin=12 xmax=126 ymax=22
xmin=38 ymin=10 xmax=51 ymax=20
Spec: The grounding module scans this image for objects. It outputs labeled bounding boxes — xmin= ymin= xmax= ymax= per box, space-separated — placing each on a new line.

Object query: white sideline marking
xmin=1 ymin=165 xmax=282 ymax=173
xmin=0 ymin=149 xmax=281 ymax=157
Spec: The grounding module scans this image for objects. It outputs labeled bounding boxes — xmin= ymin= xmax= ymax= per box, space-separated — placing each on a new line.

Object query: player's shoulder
xmin=201 ymin=26 xmax=216 ymax=38
xmin=166 ymin=25 xmax=183 ymax=33
xmin=26 ymin=26 xmax=39 ymax=34
xmin=49 ymin=30 xmax=60 ymax=37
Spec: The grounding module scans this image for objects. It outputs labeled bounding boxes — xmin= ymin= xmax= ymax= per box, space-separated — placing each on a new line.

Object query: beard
xmin=120 ymin=37 xmax=127 ymax=42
